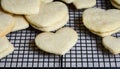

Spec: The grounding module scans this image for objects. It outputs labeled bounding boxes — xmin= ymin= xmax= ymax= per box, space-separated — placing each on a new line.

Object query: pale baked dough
xmin=62 ymin=0 xmax=74 ymax=4
xmin=25 ymin=2 xmax=68 ymax=27
xmin=31 ymin=14 xmax=69 ymax=31
xmin=90 ymin=28 xmax=120 ymax=37
xmin=35 ymin=27 xmax=78 ymax=55
xmin=73 ymin=0 xmax=96 ymax=9
xmin=1 ymin=0 xmax=40 ymax=15
xmin=41 ymin=0 xmax=53 ymax=3
xmin=112 ymin=0 xmax=120 ymax=4
xmin=12 ymin=15 xmax=29 ymax=32
xmin=103 ymin=36 xmax=120 ymax=54
xmin=0 ymin=43 xmax=14 ymax=59
xmin=111 ymin=0 xmax=120 ymax=9
xmin=0 ymin=37 xmax=10 ymax=53
xmin=0 ymin=36 xmax=14 ymax=59
xmin=0 ymin=11 xmax=15 ymax=37
xmin=83 ymin=8 xmax=120 ymax=36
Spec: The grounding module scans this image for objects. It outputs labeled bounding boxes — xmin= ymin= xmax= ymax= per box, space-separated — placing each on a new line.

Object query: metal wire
xmin=0 ymin=0 xmax=120 ymax=68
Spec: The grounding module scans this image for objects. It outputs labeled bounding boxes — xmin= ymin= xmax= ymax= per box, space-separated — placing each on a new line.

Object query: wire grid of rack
xmin=0 ymin=0 xmax=120 ymax=68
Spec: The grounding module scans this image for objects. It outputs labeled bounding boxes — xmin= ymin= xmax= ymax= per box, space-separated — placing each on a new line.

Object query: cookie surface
xmin=12 ymin=15 xmax=29 ymax=32
xmin=1 ymin=0 xmax=40 ymax=15
xmin=111 ymin=0 xmax=120 ymax=9
xmin=31 ymin=14 xmax=69 ymax=31
xmin=41 ymin=0 xmax=53 ymax=3
xmin=25 ymin=2 xmax=68 ymax=27
xmin=112 ymin=0 xmax=120 ymax=4
xmin=0 ymin=11 xmax=15 ymax=37
xmin=0 ymin=43 xmax=14 ymax=59
xmin=35 ymin=27 xmax=78 ymax=55
xmin=62 ymin=0 xmax=74 ymax=3
xmin=83 ymin=8 xmax=120 ymax=35
xmin=0 ymin=36 xmax=14 ymax=59
xmin=0 ymin=37 xmax=10 ymax=53
xmin=73 ymin=0 xmax=96 ymax=9
xmin=90 ymin=28 xmax=120 ymax=37
xmin=103 ymin=36 xmax=120 ymax=54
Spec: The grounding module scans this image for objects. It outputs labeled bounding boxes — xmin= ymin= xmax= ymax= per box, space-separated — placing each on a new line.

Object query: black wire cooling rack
xmin=0 ymin=0 xmax=120 ymax=68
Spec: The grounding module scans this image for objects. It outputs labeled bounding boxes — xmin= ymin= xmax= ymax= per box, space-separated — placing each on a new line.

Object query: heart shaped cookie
xmin=25 ymin=2 xmax=68 ymax=27
xmin=73 ymin=0 xmax=96 ymax=9
xmin=1 ymin=0 xmax=40 ymax=15
xmin=103 ymin=36 xmax=120 ymax=54
xmin=31 ymin=14 xmax=69 ymax=31
xmin=35 ymin=27 xmax=78 ymax=55
xmin=83 ymin=8 xmax=120 ymax=36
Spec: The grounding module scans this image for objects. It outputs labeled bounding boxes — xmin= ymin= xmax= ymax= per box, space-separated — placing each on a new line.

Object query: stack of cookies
xmin=0 ymin=0 xmax=79 ymax=58
xmin=82 ymin=8 xmax=120 ymax=37
xmin=25 ymin=2 xmax=69 ymax=32
xmin=82 ymin=8 xmax=120 ymax=54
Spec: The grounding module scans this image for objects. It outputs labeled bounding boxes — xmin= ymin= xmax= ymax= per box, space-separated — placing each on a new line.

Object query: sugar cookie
xmin=73 ymin=0 xmax=96 ymax=9
xmin=25 ymin=2 xmax=68 ymax=27
xmin=35 ymin=27 xmax=78 ymax=55
xmin=103 ymin=36 xmax=120 ymax=54
xmin=83 ymin=8 xmax=120 ymax=37
xmin=1 ymin=0 xmax=40 ymax=15
xmin=31 ymin=14 xmax=69 ymax=31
